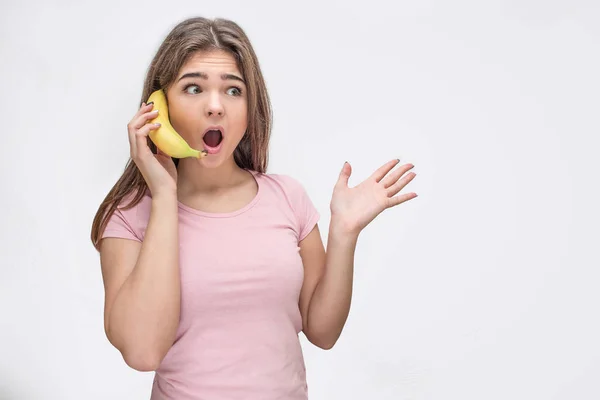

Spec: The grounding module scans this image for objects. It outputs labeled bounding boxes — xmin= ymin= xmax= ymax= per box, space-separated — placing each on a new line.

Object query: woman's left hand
xmin=330 ymin=159 xmax=418 ymax=236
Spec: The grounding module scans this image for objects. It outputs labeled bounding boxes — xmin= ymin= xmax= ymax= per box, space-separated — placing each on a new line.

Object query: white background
xmin=1 ymin=0 xmax=599 ymax=399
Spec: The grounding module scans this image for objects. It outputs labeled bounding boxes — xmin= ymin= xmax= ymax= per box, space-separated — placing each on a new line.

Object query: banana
xmin=146 ymin=89 xmax=207 ymax=159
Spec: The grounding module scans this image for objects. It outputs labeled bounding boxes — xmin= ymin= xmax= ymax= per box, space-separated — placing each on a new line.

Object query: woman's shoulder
xmin=101 ymin=188 xmax=153 ymax=242
xmin=119 ymin=188 xmax=153 ymax=212
xmin=116 ymin=188 xmax=154 ymax=225
xmin=254 ymin=170 xmax=307 ymax=194
xmin=254 ymin=170 xmax=320 ymax=240
xmin=254 ymin=170 xmax=315 ymax=209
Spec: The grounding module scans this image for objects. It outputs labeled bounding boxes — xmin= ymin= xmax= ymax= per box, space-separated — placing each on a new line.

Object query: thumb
xmin=338 ymin=161 xmax=351 ymax=187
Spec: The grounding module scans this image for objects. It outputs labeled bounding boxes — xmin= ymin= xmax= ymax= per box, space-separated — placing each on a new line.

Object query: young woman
xmin=90 ymin=16 xmax=417 ymax=400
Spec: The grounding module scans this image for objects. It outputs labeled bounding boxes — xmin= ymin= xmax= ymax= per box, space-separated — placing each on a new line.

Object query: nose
xmin=206 ymin=93 xmax=224 ymax=117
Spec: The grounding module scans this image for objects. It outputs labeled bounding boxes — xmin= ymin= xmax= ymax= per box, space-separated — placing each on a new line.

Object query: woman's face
xmin=166 ymin=49 xmax=248 ymax=167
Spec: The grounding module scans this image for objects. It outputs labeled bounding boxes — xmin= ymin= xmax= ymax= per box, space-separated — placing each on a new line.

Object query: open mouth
xmin=202 ymin=126 xmax=224 ymax=153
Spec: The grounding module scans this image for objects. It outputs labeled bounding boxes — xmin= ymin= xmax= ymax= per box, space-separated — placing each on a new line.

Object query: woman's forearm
xmin=307 ymin=221 xmax=358 ymax=349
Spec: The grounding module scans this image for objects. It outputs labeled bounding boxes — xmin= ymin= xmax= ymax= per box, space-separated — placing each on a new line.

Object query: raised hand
xmin=330 ymin=159 xmax=418 ymax=236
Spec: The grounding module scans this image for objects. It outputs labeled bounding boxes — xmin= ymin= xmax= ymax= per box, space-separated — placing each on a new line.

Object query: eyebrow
xmin=177 ymin=72 xmax=246 ymax=84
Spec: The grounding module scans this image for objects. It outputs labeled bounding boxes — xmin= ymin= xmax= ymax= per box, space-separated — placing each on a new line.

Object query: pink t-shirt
xmin=101 ymin=170 xmax=320 ymax=400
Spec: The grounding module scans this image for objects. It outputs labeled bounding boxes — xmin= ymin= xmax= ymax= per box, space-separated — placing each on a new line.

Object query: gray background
xmin=1 ymin=0 xmax=599 ymax=399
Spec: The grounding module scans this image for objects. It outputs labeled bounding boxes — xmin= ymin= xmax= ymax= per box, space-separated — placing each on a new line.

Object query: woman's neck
xmin=176 ymin=157 xmax=247 ymax=197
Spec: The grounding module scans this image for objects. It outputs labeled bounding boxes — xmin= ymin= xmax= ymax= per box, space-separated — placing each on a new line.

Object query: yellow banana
xmin=146 ymin=89 xmax=207 ymax=159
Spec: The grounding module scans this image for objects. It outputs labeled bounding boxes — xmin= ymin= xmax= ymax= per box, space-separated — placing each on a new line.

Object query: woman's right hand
xmin=127 ymin=102 xmax=178 ymax=197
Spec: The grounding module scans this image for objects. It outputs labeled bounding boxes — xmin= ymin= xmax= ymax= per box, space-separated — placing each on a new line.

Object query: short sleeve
xmin=278 ymin=175 xmax=320 ymax=241
xmin=101 ymin=203 xmax=142 ymax=242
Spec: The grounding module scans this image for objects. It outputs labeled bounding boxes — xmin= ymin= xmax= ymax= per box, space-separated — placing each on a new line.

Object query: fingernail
xmin=147 ymin=101 xmax=154 ymax=106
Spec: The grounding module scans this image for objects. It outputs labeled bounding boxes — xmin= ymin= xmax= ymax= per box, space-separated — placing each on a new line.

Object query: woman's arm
xmin=298 ymin=159 xmax=417 ymax=349
xmin=100 ymin=193 xmax=180 ymax=371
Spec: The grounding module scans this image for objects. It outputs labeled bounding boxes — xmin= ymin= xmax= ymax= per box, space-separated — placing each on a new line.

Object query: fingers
xmin=127 ymin=104 xmax=157 ymax=143
xmin=127 ymin=103 xmax=154 ymax=132
xmin=136 ymin=119 xmax=161 ymax=137
xmin=387 ymin=171 xmax=417 ymax=198
xmin=388 ymin=192 xmax=418 ymax=208
xmin=134 ymin=122 xmax=161 ymax=157
xmin=127 ymin=101 xmax=161 ymax=159
xmin=135 ymin=102 xmax=154 ymax=120
xmin=381 ymin=162 xmax=414 ymax=189
xmin=370 ymin=159 xmax=401 ymax=182
xmin=127 ymin=103 xmax=152 ymax=155
xmin=131 ymin=108 xmax=159 ymax=130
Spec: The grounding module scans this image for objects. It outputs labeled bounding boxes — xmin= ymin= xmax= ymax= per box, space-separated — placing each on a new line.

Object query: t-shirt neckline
xmin=176 ymin=169 xmax=262 ymax=218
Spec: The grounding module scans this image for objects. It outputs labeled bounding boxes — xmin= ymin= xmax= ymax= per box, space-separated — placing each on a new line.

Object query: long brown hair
xmin=90 ymin=17 xmax=272 ymax=251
